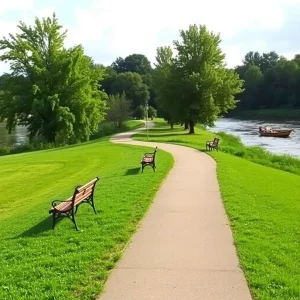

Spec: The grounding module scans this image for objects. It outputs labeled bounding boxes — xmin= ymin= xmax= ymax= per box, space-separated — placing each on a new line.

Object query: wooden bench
xmin=49 ymin=177 xmax=99 ymax=231
xmin=141 ymin=147 xmax=158 ymax=172
xmin=206 ymin=137 xmax=220 ymax=151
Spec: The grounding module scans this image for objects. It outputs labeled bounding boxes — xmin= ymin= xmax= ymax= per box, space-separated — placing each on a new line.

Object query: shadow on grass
xmin=124 ymin=167 xmax=141 ymax=176
xmin=15 ymin=216 xmax=57 ymax=238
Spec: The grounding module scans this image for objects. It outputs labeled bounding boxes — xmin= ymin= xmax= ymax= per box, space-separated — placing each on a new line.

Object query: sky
xmin=1 ymin=0 xmax=300 ymax=74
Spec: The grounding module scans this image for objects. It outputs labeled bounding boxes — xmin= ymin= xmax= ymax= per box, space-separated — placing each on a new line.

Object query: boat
xmin=258 ymin=126 xmax=294 ymax=138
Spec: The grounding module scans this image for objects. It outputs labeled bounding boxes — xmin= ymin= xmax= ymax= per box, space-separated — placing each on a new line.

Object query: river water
xmin=0 ymin=123 xmax=28 ymax=146
xmin=1 ymin=119 xmax=300 ymax=158
xmin=210 ymin=118 xmax=300 ymax=158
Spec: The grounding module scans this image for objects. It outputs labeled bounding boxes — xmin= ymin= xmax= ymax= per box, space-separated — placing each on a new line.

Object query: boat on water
xmin=259 ymin=126 xmax=294 ymax=138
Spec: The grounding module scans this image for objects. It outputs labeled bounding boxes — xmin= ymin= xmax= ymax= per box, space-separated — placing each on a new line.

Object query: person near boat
xmin=258 ymin=126 xmax=294 ymax=138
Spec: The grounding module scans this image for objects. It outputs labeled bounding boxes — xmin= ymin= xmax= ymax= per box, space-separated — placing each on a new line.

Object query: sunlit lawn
xmin=134 ymin=119 xmax=300 ymax=300
xmin=0 ymin=136 xmax=173 ymax=299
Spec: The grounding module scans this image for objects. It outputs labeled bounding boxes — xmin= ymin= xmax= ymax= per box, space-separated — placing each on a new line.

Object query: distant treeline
xmin=233 ymin=51 xmax=300 ymax=110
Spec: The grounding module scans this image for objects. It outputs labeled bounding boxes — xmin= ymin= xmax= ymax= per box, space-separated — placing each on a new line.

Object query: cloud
xmin=0 ymin=0 xmax=34 ymax=14
xmin=66 ymin=0 xmax=299 ymax=67
xmin=1 ymin=0 xmax=300 ymax=74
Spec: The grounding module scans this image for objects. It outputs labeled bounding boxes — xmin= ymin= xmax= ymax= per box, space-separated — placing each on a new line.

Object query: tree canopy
xmin=106 ymin=92 xmax=132 ymax=128
xmin=153 ymin=24 xmax=244 ymax=133
xmin=0 ymin=14 xmax=106 ymax=143
xmin=111 ymin=54 xmax=152 ymax=75
xmin=234 ymin=51 xmax=300 ymax=110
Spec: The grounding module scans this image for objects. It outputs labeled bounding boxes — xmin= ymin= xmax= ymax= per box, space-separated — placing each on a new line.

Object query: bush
xmin=0 ymin=145 xmax=11 ymax=156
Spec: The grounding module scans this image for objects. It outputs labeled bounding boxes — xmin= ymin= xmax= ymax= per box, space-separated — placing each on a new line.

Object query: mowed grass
xmin=134 ymin=119 xmax=300 ymax=300
xmin=0 ymin=137 xmax=173 ymax=299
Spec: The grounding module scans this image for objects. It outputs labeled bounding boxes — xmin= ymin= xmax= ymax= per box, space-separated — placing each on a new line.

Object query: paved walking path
xmin=98 ymin=123 xmax=252 ymax=300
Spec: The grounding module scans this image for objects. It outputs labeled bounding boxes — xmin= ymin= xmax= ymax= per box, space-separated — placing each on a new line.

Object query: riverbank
xmin=226 ymin=108 xmax=300 ymax=121
xmin=0 ymin=133 xmax=174 ymax=299
xmin=0 ymin=120 xmax=145 ymax=157
xmin=133 ymin=119 xmax=300 ymax=300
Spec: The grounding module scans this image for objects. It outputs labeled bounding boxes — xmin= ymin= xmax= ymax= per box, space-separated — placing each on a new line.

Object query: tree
xmin=111 ymin=72 xmax=150 ymax=111
xmin=148 ymin=106 xmax=157 ymax=119
xmin=154 ymin=25 xmax=244 ymax=133
xmin=112 ymin=54 xmax=152 ymax=75
xmin=106 ymin=92 xmax=132 ymax=128
xmin=293 ymin=54 xmax=300 ymax=67
xmin=0 ymin=14 xmax=106 ymax=143
xmin=101 ymin=66 xmax=117 ymax=95
xmin=152 ymin=46 xmax=178 ymax=127
xmin=260 ymin=51 xmax=279 ymax=72
xmin=242 ymin=51 xmax=262 ymax=68
xmin=240 ymin=65 xmax=263 ymax=109
xmin=134 ymin=105 xmax=145 ymax=119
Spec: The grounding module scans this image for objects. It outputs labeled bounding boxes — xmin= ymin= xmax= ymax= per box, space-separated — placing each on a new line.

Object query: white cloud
xmin=0 ymin=0 xmax=299 ymax=73
xmin=0 ymin=0 xmax=34 ymax=15
xmin=66 ymin=0 xmax=291 ymax=66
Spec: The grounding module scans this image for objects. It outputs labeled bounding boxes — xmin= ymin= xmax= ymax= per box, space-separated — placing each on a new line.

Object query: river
xmin=210 ymin=118 xmax=300 ymax=158
xmin=1 ymin=119 xmax=300 ymax=158
xmin=0 ymin=123 xmax=28 ymax=146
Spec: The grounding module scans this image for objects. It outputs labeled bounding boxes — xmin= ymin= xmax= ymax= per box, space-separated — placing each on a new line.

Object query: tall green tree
xmin=260 ymin=51 xmax=279 ymax=72
xmin=110 ymin=72 xmax=149 ymax=111
xmin=112 ymin=54 xmax=152 ymax=75
xmin=0 ymin=14 xmax=107 ymax=143
xmin=243 ymin=51 xmax=262 ymax=68
xmin=240 ymin=65 xmax=263 ymax=109
xmin=153 ymin=46 xmax=174 ymax=123
xmin=106 ymin=92 xmax=132 ymax=128
xmin=154 ymin=25 xmax=244 ymax=133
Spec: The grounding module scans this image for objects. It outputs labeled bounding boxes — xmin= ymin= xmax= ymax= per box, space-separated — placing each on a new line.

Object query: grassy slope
xmin=0 ymin=119 xmax=145 ymax=156
xmin=133 ymin=120 xmax=300 ymax=300
xmin=0 ymin=136 xmax=173 ymax=299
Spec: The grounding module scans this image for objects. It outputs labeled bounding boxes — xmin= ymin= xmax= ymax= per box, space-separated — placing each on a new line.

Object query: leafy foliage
xmin=148 ymin=106 xmax=157 ymax=119
xmin=111 ymin=54 xmax=152 ymax=75
xmin=234 ymin=51 xmax=300 ymax=110
xmin=110 ymin=72 xmax=150 ymax=111
xmin=106 ymin=92 xmax=133 ymax=128
xmin=0 ymin=14 xmax=107 ymax=143
xmin=153 ymin=25 xmax=244 ymax=133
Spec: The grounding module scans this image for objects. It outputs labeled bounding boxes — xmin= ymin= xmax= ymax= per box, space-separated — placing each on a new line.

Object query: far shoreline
xmin=225 ymin=108 xmax=300 ymax=121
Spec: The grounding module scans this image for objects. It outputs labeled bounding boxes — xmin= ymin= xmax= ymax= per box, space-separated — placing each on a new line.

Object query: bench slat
xmin=49 ymin=177 xmax=99 ymax=230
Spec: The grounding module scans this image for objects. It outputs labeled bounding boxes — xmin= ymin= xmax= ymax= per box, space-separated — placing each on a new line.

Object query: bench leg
xmin=71 ymin=210 xmax=79 ymax=231
xmin=141 ymin=163 xmax=145 ymax=173
xmin=52 ymin=212 xmax=56 ymax=230
xmin=91 ymin=198 xmax=97 ymax=214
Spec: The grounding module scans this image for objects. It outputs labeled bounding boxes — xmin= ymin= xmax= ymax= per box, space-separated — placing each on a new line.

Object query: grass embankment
xmin=0 ymin=119 xmax=145 ymax=156
xmin=227 ymin=108 xmax=300 ymax=121
xmin=134 ymin=119 xmax=300 ymax=300
xmin=0 ymin=136 xmax=173 ymax=299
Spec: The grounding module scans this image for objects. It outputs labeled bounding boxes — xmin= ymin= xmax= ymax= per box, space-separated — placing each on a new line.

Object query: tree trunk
xmin=170 ymin=122 xmax=174 ymax=129
xmin=184 ymin=121 xmax=189 ymax=130
xmin=188 ymin=121 xmax=195 ymax=134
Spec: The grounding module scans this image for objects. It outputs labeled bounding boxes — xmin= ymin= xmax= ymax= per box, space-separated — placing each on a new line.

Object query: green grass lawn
xmin=0 ymin=137 xmax=173 ymax=299
xmin=134 ymin=119 xmax=300 ymax=300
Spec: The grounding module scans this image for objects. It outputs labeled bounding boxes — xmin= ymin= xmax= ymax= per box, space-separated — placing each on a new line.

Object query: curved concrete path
xmin=99 ymin=123 xmax=252 ymax=300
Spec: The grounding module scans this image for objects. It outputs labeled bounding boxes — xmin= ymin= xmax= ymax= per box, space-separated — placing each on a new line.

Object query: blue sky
xmin=1 ymin=0 xmax=300 ymax=74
